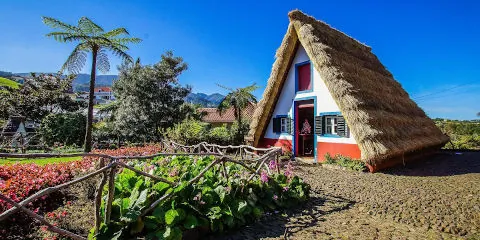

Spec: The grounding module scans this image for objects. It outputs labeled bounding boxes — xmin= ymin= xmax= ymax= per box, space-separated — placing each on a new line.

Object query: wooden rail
xmin=0 ymin=141 xmax=282 ymax=239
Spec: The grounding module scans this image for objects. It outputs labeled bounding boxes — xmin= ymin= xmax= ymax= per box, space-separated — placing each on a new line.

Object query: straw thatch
xmin=248 ymin=10 xmax=449 ymax=168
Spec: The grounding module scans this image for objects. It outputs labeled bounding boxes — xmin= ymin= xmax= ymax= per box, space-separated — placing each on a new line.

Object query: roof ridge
xmin=288 ymin=9 xmax=372 ymax=50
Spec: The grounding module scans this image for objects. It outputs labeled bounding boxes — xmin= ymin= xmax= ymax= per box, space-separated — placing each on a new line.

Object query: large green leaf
xmin=162 ymin=226 xmax=182 ymax=240
xmin=214 ymin=186 xmax=226 ymax=203
xmin=164 ymin=208 xmax=185 ymax=225
xmin=183 ymin=214 xmax=198 ymax=229
xmin=152 ymin=182 xmax=170 ymax=194
xmin=237 ymin=201 xmax=248 ymax=214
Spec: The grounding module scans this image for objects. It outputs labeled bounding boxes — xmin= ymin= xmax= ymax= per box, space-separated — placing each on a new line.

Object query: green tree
xmin=43 ymin=16 xmax=141 ymax=152
xmin=0 ymin=73 xmax=84 ymax=121
xmin=112 ymin=52 xmax=191 ymax=141
xmin=39 ymin=112 xmax=86 ymax=146
xmin=217 ymin=83 xmax=259 ymax=141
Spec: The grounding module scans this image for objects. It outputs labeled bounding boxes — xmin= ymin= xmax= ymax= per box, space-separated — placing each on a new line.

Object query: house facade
xmin=248 ymin=10 xmax=449 ymax=172
xmin=94 ymin=87 xmax=115 ymax=103
xmin=262 ymin=44 xmax=360 ymax=161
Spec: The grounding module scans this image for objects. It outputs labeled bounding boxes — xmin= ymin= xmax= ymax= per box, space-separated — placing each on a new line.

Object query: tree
xmin=112 ymin=52 xmax=191 ymax=141
xmin=217 ymin=83 xmax=259 ymax=141
xmin=39 ymin=112 xmax=86 ymax=146
xmin=43 ymin=16 xmax=141 ymax=152
xmin=0 ymin=73 xmax=84 ymax=121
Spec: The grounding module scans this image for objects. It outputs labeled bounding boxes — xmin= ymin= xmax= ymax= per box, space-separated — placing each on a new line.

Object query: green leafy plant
xmin=323 ymin=153 xmax=366 ymax=172
xmin=92 ymin=156 xmax=310 ymax=239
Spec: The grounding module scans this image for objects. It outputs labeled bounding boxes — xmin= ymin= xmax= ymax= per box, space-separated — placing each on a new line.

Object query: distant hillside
xmin=0 ymin=77 xmax=20 ymax=89
xmin=14 ymin=73 xmax=117 ymax=92
xmin=186 ymin=93 xmax=225 ymax=107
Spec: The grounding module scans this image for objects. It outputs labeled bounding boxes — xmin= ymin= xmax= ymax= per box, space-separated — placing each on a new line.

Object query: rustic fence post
xmin=95 ymin=158 xmax=108 ymax=234
xmin=222 ymin=160 xmax=228 ymax=179
xmin=105 ymin=163 xmax=116 ymax=224
xmin=275 ymin=151 xmax=281 ymax=174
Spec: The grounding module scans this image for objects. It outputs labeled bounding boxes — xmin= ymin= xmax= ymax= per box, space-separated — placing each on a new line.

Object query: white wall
xmin=264 ymin=44 xmax=356 ymax=144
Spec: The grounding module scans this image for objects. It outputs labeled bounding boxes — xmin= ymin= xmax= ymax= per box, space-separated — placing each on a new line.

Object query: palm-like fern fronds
xmin=217 ymin=83 xmax=259 ymax=119
xmin=43 ymin=15 xmax=141 ymax=74
xmin=43 ymin=15 xmax=141 ymax=152
xmin=42 ymin=17 xmax=79 ymax=33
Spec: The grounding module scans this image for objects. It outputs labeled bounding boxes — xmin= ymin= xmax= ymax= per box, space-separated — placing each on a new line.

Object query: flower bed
xmin=0 ymin=145 xmax=163 ymax=214
xmin=94 ymin=155 xmax=310 ymax=239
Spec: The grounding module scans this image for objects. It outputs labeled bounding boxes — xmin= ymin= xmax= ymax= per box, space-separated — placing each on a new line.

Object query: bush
xmin=39 ymin=112 xmax=86 ymax=147
xmin=93 ymin=156 xmax=310 ymax=239
xmin=164 ymin=118 xmax=208 ymax=145
xmin=323 ymin=153 xmax=366 ymax=172
xmin=230 ymin=121 xmax=250 ymax=145
xmin=165 ymin=119 xmax=251 ymax=146
xmin=208 ymin=125 xmax=231 ymax=146
xmin=435 ymin=119 xmax=480 ymax=150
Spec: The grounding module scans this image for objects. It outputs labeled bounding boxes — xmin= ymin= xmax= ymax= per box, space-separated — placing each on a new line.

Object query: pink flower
xmin=284 ymin=162 xmax=294 ymax=178
xmin=283 ymin=186 xmax=289 ymax=192
xmin=193 ymin=193 xmax=201 ymax=201
xmin=273 ymin=195 xmax=278 ymax=200
xmin=268 ymin=160 xmax=277 ymax=170
xmin=260 ymin=170 xmax=269 ymax=183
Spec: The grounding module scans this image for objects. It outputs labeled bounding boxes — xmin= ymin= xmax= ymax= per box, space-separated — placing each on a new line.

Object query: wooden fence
xmin=0 ymin=141 xmax=282 ymax=240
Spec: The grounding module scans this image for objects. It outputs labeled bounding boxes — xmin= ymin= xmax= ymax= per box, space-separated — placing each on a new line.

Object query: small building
xmin=248 ymin=10 xmax=449 ymax=172
xmin=94 ymin=86 xmax=115 ymax=103
xmin=199 ymin=103 xmax=256 ymax=127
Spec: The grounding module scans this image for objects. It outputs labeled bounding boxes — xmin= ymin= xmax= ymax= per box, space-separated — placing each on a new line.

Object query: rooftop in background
xmin=199 ymin=102 xmax=256 ymax=124
xmin=94 ymin=87 xmax=112 ymax=92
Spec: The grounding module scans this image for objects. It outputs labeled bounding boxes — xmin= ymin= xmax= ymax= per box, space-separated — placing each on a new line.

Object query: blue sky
xmin=1 ymin=0 xmax=479 ymax=120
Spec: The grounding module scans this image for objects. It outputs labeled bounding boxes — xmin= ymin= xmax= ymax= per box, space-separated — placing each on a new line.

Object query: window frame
xmin=295 ymin=61 xmax=313 ymax=93
xmin=325 ymin=116 xmax=338 ymax=135
xmin=280 ymin=118 xmax=287 ymax=133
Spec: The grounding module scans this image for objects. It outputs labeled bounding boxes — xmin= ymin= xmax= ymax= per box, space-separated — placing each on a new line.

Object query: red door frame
xmin=294 ymin=100 xmax=314 ymax=157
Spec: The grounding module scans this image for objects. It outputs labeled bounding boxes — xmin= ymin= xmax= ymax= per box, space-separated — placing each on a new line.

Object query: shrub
xmin=435 ymin=119 xmax=480 ymax=150
xmin=323 ymin=153 xmax=366 ymax=172
xmin=39 ymin=112 xmax=86 ymax=147
xmin=164 ymin=118 xmax=208 ymax=145
xmin=208 ymin=125 xmax=231 ymax=146
xmin=165 ymin=119 xmax=252 ymax=146
xmin=230 ymin=121 xmax=250 ymax=145
xmin=93 ymin=156 xmax=310 ymax=239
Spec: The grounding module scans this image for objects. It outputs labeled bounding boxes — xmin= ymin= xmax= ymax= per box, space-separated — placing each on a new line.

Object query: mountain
xmin=10 ymin=72 xmax=225 ymax=107
xmin=14 ymin=73 xmax=117 ymax=92
xmin=186 ymin=93 xmax=225 ymax=107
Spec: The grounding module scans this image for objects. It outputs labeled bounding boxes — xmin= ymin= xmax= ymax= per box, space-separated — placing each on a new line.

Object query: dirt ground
xmin=217 ymin=151 xmax=480 ymax=240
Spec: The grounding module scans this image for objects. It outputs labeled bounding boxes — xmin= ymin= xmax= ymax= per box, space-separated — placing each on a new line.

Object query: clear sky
xmin=1 ymin=0 xmax=479 ymax=120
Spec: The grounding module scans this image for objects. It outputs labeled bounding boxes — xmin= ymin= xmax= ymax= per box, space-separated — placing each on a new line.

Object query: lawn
xmin=0 ymin=156 xmax=82 ymax=165
xmin=0 ymin=77 xmax=20 ymax=89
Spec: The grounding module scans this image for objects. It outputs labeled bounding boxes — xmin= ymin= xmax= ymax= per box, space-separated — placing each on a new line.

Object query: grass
xmin=0 ymin=156 xmax=83 ymax=165
xmin=0 ymin=77 xmax=20 ymax=89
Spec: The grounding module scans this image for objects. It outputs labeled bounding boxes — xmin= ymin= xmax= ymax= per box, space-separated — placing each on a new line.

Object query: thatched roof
xmin=248 ymin=10 xmax=449 ymax=167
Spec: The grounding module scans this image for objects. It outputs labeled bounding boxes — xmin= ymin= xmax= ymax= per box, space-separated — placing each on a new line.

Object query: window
xmin=325 ymin=116 xmax=338 ymax=135
xmin=314 ymin=114 xmax=350 ymax=138
xmin=280 ymin=118 xmax=287 ymax=133
xmin=296 ymin=62 xmax=311 ymax=92
xmin=273 ymin=116 xmax=291 ymax=134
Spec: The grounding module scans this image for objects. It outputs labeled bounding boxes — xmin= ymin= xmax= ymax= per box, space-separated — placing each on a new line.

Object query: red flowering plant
xmin=0 ymin=145 xmax=163 ymax=214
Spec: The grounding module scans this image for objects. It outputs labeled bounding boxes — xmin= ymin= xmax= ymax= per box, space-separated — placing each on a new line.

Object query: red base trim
xmin=316 ymin=142 xmax=361 ymax=161
xmin=259 ymin=137 xmax=292 ymax=152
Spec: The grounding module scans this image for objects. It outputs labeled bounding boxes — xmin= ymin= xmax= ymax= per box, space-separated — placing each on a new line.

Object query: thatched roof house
xmin=248 ymin=10 xmax=449 ymax=172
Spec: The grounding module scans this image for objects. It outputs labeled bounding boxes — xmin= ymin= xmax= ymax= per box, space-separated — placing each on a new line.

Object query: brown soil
xmin=216 ymin=151 xmax=480 ymax=240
